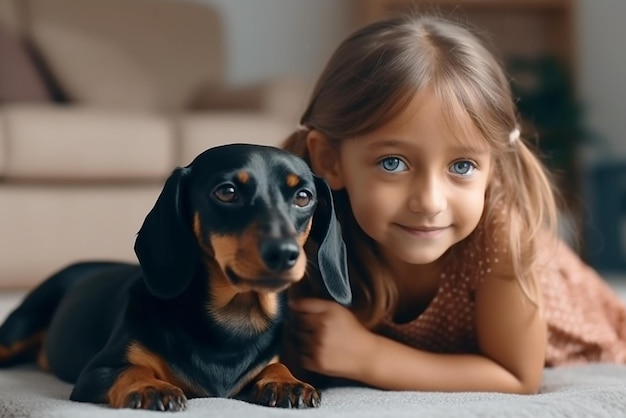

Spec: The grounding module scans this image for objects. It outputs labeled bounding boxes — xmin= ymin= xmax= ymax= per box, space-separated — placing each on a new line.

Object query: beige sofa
xmin=0 ymin=0 xmax=307 ymax=289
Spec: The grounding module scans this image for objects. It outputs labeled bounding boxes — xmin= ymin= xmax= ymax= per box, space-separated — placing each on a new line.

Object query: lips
xmin=400 ymin=224 xmax=449 ymax=231
xmin=396 ymin=224 xmax=450 ymax=237
xmin=411 ymin=225 xmax=447 ymax=231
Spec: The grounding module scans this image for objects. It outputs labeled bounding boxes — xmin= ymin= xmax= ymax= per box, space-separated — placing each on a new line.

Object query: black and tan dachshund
xmin=0 ymin=143 xmax=350 ymax=411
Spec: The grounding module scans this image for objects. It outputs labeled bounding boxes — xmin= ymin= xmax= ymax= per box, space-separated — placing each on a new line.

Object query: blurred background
xmin=0 ymin=0 xmax=625 ymax=290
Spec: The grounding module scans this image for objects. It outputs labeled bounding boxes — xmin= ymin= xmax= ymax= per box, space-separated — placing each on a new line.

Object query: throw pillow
xmin=0 ymin=26 xmax=51 ymax=102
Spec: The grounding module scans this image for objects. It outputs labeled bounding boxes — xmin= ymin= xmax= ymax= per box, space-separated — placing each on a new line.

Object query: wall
xmin=577 ymin=0 xmax=626 ymax=163
xmin=576 ymin=0 xmax=626 ymax=272
xmin=192 ymin=0 xmax=352 ymax=86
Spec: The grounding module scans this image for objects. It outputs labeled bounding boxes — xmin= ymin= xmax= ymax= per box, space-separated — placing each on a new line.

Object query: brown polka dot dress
xmin=375 ymin=236 xmax=626 ymax=366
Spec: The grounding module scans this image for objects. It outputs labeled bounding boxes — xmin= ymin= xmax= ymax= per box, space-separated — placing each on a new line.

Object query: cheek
xmin=453 ymin=186 xmax=487 ymax=233
xmin=345 ymin=180 xmax=403 ymax=233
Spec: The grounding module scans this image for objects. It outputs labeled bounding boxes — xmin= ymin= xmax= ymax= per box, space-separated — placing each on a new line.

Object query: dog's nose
xmin=260 ymin=238 xmax=300 ymax=271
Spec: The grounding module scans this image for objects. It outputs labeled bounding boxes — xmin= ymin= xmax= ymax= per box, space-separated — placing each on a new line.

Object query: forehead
xmin=363 ymin=89 xmax=490 ymax=153
xmin=247 ymin=151 xmax=311 ymax=178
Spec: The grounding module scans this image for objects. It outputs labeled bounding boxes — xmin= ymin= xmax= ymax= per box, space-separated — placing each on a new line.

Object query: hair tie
xmin=296 ymin=123 xmax=309 ymax=133
xmin=509 ymin=127 xmax=520 ymax=145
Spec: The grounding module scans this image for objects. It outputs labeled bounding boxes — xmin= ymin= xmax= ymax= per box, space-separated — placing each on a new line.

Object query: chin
xmin=393 ymin=248 xmax=448 ymax=265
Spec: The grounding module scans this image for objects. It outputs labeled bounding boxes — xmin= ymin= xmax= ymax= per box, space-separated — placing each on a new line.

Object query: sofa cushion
xmin=1 ymin=105 xmax=174 ymax=181
xmin=0 ymin=184 xmax=162 ymax=288
xmin=177 ymin=113 xmax=293 ymax=166
xmin=0 ymin=26 xmax=51 ymax=103
xmin=27 ymin=0 xmax=223 ymax=111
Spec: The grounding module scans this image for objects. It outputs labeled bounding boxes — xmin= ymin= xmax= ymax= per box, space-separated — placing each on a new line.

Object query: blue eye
xmin=379 ymin=157 xmax=408 ymax=173
xmin=449 ymin=161 xmax=476 ymax=176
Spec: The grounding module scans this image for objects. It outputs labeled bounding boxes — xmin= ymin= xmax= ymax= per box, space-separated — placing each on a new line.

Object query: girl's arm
xmin=289 ymin=272 xmax=546 ymax=394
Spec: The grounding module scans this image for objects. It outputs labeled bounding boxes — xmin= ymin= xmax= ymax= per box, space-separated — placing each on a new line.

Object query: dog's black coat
xmin=0 ymin=144 xmax=350 ymax=410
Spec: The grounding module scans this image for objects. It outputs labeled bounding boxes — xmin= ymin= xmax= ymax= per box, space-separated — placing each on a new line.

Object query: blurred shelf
xmin=361 ymin=0 xmax=571 ymax=14
xmin=356 ymin=0 xmax=576 ymax=69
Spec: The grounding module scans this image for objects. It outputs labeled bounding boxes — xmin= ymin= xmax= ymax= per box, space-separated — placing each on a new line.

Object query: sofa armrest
xmin=0 ymin=104 xmax=175 ymax=182
xmin=189 ymin=77 xmax=312 ymax=123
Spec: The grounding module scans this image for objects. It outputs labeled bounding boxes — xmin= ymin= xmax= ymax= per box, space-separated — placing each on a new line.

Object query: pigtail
xmin=511 ymin=136 xmax=559 ymax=306
xmin=483 ymin=131 xmax=560 ymax=311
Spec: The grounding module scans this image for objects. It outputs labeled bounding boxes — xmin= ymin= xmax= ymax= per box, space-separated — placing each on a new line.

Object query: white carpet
xmin=2 ymin=284 xmax=626 ymax=417
xmin=1 ymin=363 xmax=626 ymax=417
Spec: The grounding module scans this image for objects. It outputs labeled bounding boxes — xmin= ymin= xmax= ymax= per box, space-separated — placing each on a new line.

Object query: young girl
xmin=283 ymin=13 xmax=626 ymax=394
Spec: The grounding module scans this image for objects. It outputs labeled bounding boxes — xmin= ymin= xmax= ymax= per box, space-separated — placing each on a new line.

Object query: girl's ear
xmin=306 ymin=130 xmax=344 ymax=190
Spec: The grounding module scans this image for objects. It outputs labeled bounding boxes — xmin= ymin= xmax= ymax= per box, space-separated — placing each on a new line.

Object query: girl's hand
xmin=288 ymin=298 xmax=374 ymax=379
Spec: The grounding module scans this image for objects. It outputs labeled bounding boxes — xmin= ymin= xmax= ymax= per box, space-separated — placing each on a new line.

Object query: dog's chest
xmin=168 ymin=327 xmax=282 ymax=398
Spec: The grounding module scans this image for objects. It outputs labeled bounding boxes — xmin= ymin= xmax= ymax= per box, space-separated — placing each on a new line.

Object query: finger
xmin=285 ymin=316 xmax=312 ymax=335
xmin=288 ymin=315 xmax=317 ymax=334
xmin=286 ymin=312 xmax=317 ymax=333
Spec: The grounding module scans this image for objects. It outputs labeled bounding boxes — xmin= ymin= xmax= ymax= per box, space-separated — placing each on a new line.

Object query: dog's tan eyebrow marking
xmin=237 ymin=171 xmax=250 ymax=184
xmin=286 ymin=174 xmax=300 ymax=187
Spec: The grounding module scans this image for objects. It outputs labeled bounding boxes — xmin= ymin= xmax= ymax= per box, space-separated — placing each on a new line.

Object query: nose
xmin=260 ymin=238 xmax=300 ymax=271
xmin=408 ymin=175 xmax=447 ymax=215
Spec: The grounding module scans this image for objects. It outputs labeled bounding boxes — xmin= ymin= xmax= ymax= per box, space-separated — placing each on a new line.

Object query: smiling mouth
xmin=412 ymin=226 xmax=448 ymax=231
xmin=225 ymin=267 xmax=294 ymax=292
xmin=397 ymin=224 xmax=450 ymax=236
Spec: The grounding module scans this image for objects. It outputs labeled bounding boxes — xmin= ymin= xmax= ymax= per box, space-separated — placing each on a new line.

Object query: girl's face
xmin=320 ymin=90 xmax=492 ymax=267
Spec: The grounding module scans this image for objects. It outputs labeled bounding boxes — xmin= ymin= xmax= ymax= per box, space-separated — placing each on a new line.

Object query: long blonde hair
xmin=283 ymin=14 xmax=558 ymax=327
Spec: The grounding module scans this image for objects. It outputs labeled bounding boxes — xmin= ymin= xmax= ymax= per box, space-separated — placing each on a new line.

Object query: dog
xmin=0 ymin=143 xmax=351 ymax=411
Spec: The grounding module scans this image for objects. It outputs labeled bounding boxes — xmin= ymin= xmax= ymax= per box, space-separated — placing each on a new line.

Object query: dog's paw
xmin=253 ymin=380 xmax=321 ymax=408
xmin=120 ymin=385 xmax=187 ymax=411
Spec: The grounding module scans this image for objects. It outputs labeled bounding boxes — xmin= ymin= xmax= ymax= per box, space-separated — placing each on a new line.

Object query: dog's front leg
xmin=71 ymin=341 xmax=189 ymax=412
xmin=106 ymin=365 xmax=188 ymax=411
xmin=71 ymin=362 xmax=188 ymax=412
xmin=250 ymin=362 xmax=321 ymax=408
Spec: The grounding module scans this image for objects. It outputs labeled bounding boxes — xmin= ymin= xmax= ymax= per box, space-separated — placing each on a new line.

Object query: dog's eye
xmin=293 ymin=190 xmax=313 ymax=208
xmin=214 ymin=184 xmax=237 ymax=203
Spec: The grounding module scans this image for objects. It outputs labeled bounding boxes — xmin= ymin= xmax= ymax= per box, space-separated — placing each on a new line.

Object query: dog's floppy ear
xmin=134 ymin=167 xmax=198 ymax=299
xmin=309 ymin=175 xmax=351 ymax=306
